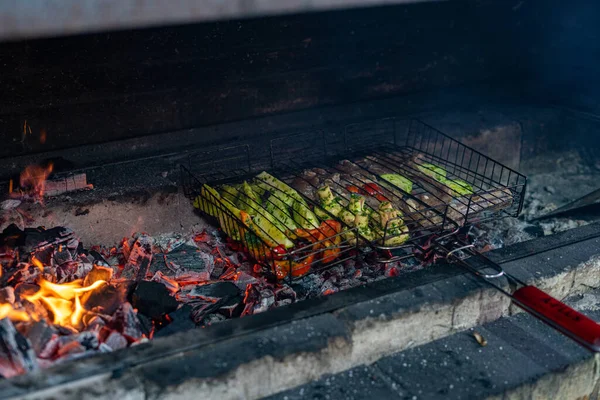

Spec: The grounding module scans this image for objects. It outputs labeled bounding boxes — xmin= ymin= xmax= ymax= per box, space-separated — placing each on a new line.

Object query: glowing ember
xmin=19 ymin=163 xmax=54 ymax=200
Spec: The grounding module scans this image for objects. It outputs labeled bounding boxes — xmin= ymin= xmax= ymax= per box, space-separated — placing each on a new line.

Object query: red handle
xmin=513 ymin=286 xmax=600 ymax=351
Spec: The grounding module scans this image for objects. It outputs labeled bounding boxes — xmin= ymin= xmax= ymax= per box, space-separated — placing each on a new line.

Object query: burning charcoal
xmin=131 ymin=281 xmax=178 ymax=320
xmin=320 ymin=280 xmax=339 ymax=296
xmin=83 ymin=264 xmax=113 ymax=287
xmin=231 ymin=271 xmax=258 ymax=290
xmin=104 ymin=331 xmax=128 ymax=350
xmin=218 ymin=296 xmax=243 ymax=318
xmin=0 ymin=318 xmax=38 ymax=378
xmin=189 ymin=281 xmax=240 ymax=302
xmin=19 ymin=320 xmax=55 ymax=354
xmin=85 ymin=316 xmax=106 ymax=333
xmin=0 ymin=287 xmax=15 ymax=304
xmin=38 ymin=334 xmax=60 ymax=359
xmin=82 ymin=283 xmax=127 ymax=316
xmin=112 ymin=303 xmax=143 ymax=342
xmin=88 ymin=250 xmax=110 ymax=267
xmin=151 ymin=233 xmax=186 ymax=254
xmin=154 ymin=305 xmax=195 ymax=337
xmin=188 ymin=302 xmax=211 ymax=323
xmin=120 ymin=235 xmax=153 ymax=281
xmin=252 ymin=289 xmax=275 ymax=314
xmin=200 ymin=313 xmax=226 ymax=326
xmin=151 ymin=271 xmax=179 ymax=294
xmin=59 ymin=331 xmax=99 ymax=352
xmin=273 ymin=285 xmax=297 ymax=303
xmin=161 ymin=245 xmax=214 ymax=278
xmin=53 ymin=245 xmax=73 ymax=265
xmin=57 ymin=341 xmax=86 ymax=358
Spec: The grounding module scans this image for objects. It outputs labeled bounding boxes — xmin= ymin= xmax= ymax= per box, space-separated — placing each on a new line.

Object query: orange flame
xmin=31 ymin=256 xmax=44 ymax=272
xmin=0 ymin=303 xmax=31 ymax=322
xmin=19 ymin=163 xmax=53 ymax=200
xmin=24 ymin=278 xmax=107 ymax=329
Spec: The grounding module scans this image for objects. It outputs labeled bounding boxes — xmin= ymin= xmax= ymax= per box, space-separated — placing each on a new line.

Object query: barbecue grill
xmin=3 ymin=1 xmax=600 ymax=398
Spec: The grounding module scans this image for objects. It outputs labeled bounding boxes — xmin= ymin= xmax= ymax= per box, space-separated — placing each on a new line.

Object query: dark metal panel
xmin=0 ymin=0 xmax=443 ymax=42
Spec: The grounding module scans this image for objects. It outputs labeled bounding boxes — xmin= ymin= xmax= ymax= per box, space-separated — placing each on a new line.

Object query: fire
xmin=19 ymin=163 xmax=53 ymax=200
xmin=0 ymin=303 xmax=31 ymax=322
xmin=24 ymin=278 xmax=107 ymax=329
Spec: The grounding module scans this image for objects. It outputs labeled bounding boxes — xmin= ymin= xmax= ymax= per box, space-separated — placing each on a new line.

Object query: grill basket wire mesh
xmin=269 ymin=128 xmax=458 ymax=263
xmin=181 ymin=144 xmax=359 ymax=283
xmin=343 ymin=118 xmax=527 ymax=226
xmin=182 ymin=118 xmax=527 ymax=277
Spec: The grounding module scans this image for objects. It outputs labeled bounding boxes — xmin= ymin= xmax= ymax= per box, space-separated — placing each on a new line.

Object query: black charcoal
xmin=189 ymin=281 xmax=240 ymax=302
xmin=155 ymin=305 xmax=195 ymax=337
xmin=131 ymin=281 xmax=178 ymax=320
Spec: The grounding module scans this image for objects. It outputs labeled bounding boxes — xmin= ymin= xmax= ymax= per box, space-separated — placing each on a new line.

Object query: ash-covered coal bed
xmin=0 ymin=218 xmax=411 ymax=378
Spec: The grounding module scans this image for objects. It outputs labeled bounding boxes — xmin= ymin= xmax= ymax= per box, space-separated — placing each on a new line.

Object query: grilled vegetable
xmin=264 ymin=195 xmax=298 ymax=234
xmin=378 ymin=205 xmax=409 ymax=246
xmin=256 ymin=171 xmax=307 ymax=205
xmin=317 ymin=185 xmax=335 ymax=204
xmin=447 ymin=179 xmax=474 ymax=196
xmin=292 ymin=199 xmax=320 ymax=229
xmin=417 ymin=163 xmax=446 ymax=183
xmin=237 ymin=181 xmax=262 ymax=215
xmin=339 ymin=209 xmax=356 ymax=225
xmin=379 ymin=174 xmax=413 ymax=193
xmin=250 ymin=213 xmax=294 ymax=249
xmin=320 ymin=220 xmax=342 ymax=264
xmin=355 ymin=211 xmax=376 ymax=241
xmin=348 ymin=194 xmax=365 ymax=215
xmin=273 ymin=254 xmax=314 ymax=279
xmin=221 ymin=184 xmax=240 ymax=204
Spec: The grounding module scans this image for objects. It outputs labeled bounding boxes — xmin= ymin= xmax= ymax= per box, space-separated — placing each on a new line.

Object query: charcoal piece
xmin=77 ymin=331 xmax=100 ymax=350
xmin=0 ymin=287 xmax=15 ymax=304
xmin=38 ymin=334 xmax=60 ymax=359
xmin=131 ymin=281 xmax=178 ymax=320
xmin=85 ymin=316 xmax=106 ymax=332
xmin=0 ymin=318 xmax=38 ymax=378
xmin=83 ymin=264 xmax=113 ymax=286
xmin=53 ymin=246 xmax=73 ymax=265
xmin=217 ymin=295 xmax=243 ymax=318
xmin=88 ymin=250 xmax=110 ymax=267
xmin=136 ymin=313 xmax=153 ymax=337
xmin=163 ymin=245 xmax=214 ymax=276
xmin=189 ymin=281 xmax=240 ymax=302
xmin=82 ymin=283 xmax=127 ymax=316
xmin=231 ymin=272 xmax=258 ymax=290
xmin=104 ymin=331 xmax=128 ymax=350
xmin=154 ymin=305 xmax=195 ymax=338
xmin=19 ymin=320 xmax=55 ymax=354
xmin=189 ymin=301 xmax=216 ymax=324
xmin=112 ymin=303 xmax=143 ymax=341
xmin=120 ymin=235 xmax=153 ymax=281
xmin=57 ymin=341 xmax=86 ymax=358
xmin=151 ymin=271 xmax=179 ymax=293
xmin=253 ymin=289 xmax=275 ymax=314
xmin=274 ymin=285 xmax=297 ymax=303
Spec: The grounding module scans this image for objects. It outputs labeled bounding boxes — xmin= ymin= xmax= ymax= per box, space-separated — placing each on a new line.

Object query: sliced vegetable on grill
xmin=379 ymin=174 xmax=413 ymax=193
xmin=446 ymin=179 xmax=474 ymax=196
xmin=417 ymin=163 xmax=447 ymax=183
xmin=291 ymin=199 xmax=320 ymax=229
